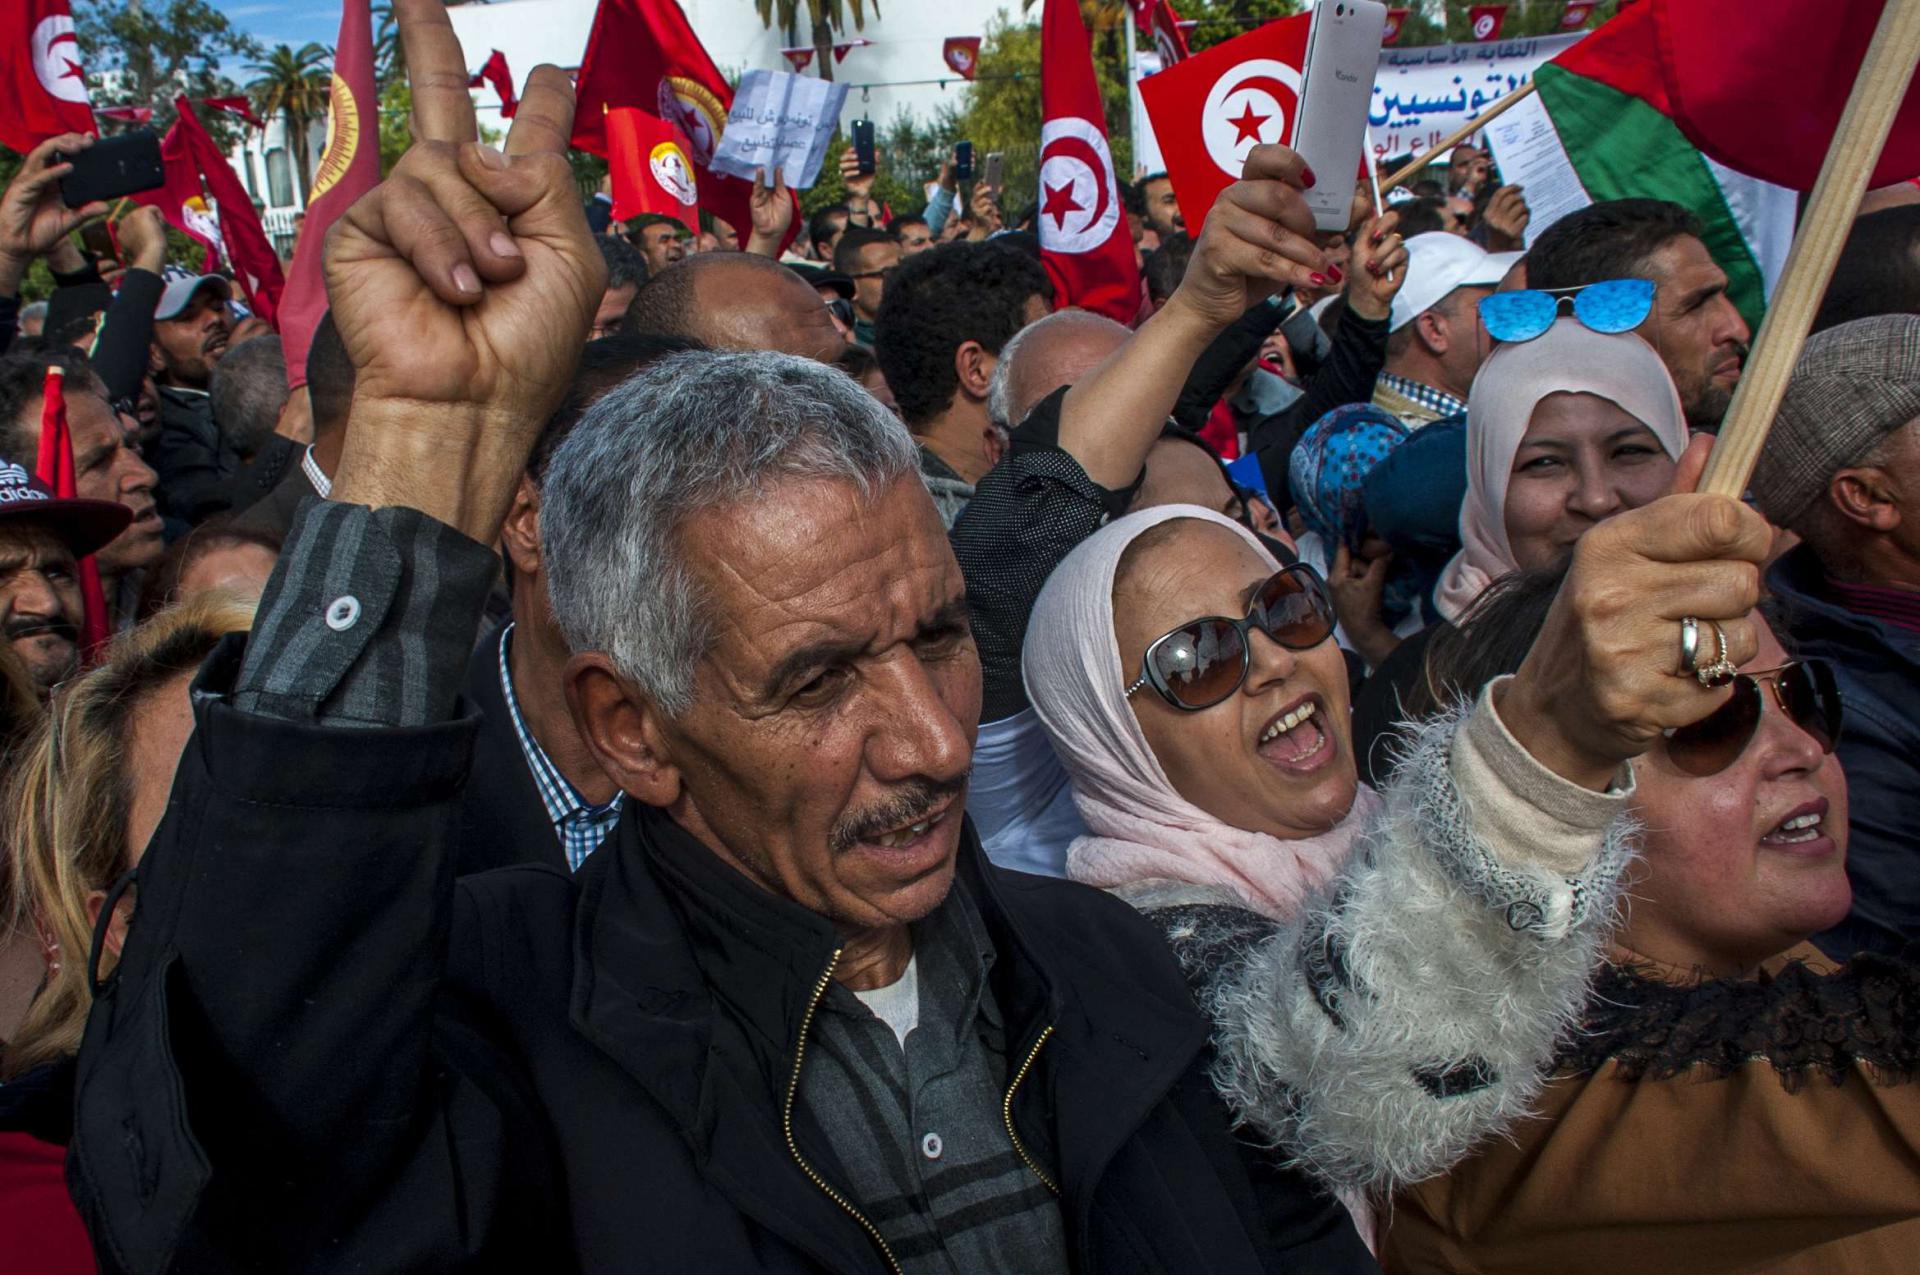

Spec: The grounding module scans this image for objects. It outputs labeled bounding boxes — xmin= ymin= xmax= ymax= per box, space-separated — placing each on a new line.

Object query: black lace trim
xmin=1554 ymin=954 xmax=1920 ymax=1090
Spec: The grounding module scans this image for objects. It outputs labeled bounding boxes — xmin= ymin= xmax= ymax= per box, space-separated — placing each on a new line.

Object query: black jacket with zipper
xmin=68 ymin=637 xmax=1374 ymax=1275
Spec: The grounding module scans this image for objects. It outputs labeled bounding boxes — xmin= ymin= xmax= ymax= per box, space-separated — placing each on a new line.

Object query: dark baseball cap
xmin=787 ymin=263 xmax=856 ymax=301
xmin=0 ymin=461 xmax=132 ymax=558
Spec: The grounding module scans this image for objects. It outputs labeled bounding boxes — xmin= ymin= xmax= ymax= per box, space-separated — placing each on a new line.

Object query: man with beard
xmin=0 ymin=349 xmax=167 ymax=628
xmin=0 ymin=461 xmax=129 ymax=694
xmin=146 ymin=272 xmax=238 ymax=521
xmin=1526 ymin=200 xmax=1750 ymax=433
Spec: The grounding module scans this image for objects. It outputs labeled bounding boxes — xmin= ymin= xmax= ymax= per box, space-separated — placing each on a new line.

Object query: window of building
xmin=266 ymin=147 xmax=294 ymax=208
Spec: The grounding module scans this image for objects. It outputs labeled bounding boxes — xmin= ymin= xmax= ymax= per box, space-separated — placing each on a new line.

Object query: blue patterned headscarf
xmin=1287 ymin=404 xmax=1410 ymax=550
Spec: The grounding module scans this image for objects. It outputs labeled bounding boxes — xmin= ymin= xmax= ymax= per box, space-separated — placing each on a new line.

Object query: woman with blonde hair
xmin=0 ymin=594 xmax=253 ymax=1274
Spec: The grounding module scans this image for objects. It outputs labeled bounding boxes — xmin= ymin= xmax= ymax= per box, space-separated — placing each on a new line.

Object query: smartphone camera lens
xmin=1335 ymin=3 xmax=1344 ymax=12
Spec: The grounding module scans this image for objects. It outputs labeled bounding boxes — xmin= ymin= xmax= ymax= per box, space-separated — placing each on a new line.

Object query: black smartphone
xmin=954 ymin=140 xmax=974 ymax=183
xmin=58 ymin=130 xmax=166 ymax=208
xmin=851 ymin=118 xmax=876 ymax=177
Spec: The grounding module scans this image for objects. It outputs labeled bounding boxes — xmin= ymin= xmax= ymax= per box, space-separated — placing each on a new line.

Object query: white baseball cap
xmin=154 ymin=273 xmax=231 ymax=321
xmin=1388 ymin=233 xmax=1521 ymax=333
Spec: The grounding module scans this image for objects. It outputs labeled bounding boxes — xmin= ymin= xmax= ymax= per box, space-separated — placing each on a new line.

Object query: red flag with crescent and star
xmin=1138 ymin=13 xmax=1309 ymax=235
xmin=2 ymin=0 xmax=94 ymax=152
xmin=1559 ymin=0 xmax=1597 ymax=30
xmin=572 ymin=0 xmax=796 ymax=252
xmin=943 ymin=37 xmax=980 ymax=79
xmin=1147 ymin=0 xmax=1190 ymax=66
xmin=1467 ymin=4 xmax=1507 ymax=41
xmin=1037 ymin=0 xmax=1140 ymax=321
xmin=278 ymin=0 xmax=378 ymax=388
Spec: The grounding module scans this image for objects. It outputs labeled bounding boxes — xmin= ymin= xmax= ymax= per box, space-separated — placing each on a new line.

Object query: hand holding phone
xmin=58 ymin=130 xmax=166 ymax=209
xmin=954 ymin=141 xmax=974 ymax=184
xmin=1293 ymin=0 xmax=1386 ymax=231
xmin=851 ymin=119 xmax=877 ymax=177
xmin=982 ymin=151 xmax=1005 ymax=192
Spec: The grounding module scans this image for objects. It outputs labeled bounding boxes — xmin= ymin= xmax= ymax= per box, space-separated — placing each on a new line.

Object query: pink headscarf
xmin=1434 ymin=319 xmax=1689 ymax=623
xmin=1020 ymin=505 xmax=1377 ymax=921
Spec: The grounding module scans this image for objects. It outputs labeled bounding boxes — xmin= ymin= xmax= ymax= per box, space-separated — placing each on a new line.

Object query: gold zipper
xmin=1002 ymin=1023 xmax=1059 ymax=1196
xmin=782 ymin=947 xmax=904 ymax=1275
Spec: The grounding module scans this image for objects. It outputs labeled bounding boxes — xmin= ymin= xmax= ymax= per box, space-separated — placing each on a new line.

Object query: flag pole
xmin=1380 ymin=80 xmax=1535 ymax=193
xmin=1700 ymin=0 xmax=1920 ymax=498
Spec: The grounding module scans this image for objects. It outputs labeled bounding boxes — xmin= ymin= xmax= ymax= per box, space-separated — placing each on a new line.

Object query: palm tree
xmin=754 ymin=0 xmax=876 ymax=83
xmin=248 ymin=42 xmax=333 ymax=200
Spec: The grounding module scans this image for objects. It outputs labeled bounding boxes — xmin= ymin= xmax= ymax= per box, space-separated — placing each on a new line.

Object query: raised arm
xmin=1057 ymin=145 xmax=1329 ymax=490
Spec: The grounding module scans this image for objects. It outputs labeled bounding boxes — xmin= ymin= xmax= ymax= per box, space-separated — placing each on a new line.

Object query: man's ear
xmin=954 ymin=340 xmax=995 ymax=403
xmin=565 ymin=652 xmax=682 ymax=809
xmin=1416 ymin=309 xmax=1450 ymax=358
xmin=1829 ymin=465 xmax=1902 ymax=534
xmin=500 ymin=474 xmax=544 ymax=579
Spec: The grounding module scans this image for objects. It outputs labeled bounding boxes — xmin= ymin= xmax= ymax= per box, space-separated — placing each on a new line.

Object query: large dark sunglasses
xmin=1664 ymin=660 xmax=1843 ymax=777
xmin=1124 ymin=565 xmax=1336 ymax=712
xmin=1478 ymin=278 xmax=1656 ymax=344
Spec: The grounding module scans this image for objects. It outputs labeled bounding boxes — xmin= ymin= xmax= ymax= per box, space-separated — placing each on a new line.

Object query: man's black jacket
xmin=69 ymin=638 xmax=1372 ymax=1275
xmin=454 ymin=622 xmax=570 ymax=875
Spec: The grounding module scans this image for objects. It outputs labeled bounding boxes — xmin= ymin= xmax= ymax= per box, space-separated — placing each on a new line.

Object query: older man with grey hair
xmin=67 ymin=6 xmax=1374 ymax=1269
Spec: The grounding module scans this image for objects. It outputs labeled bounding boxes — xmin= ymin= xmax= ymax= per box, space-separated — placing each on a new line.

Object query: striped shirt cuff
xmin=234 ymin=497 xmax=499 ymax=728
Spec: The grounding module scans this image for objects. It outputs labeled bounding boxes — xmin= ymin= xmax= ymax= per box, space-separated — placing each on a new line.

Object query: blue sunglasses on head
xmin=1478 ymin=278 xmax=1656 ymax=344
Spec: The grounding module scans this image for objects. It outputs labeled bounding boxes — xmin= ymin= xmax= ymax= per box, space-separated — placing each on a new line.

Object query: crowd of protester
xmin=2 ymin=3 xmax=1919 ymax=1270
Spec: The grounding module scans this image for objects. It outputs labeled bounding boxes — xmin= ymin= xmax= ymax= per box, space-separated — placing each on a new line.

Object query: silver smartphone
xmin=1293 ymin=0 xmax=1386 ymax=231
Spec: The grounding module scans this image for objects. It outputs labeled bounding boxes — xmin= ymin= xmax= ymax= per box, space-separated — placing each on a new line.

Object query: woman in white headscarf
xmin=1435 ymin=317 xmax=1688 ymax=622
xmin=1021 ymin=502 xmax=1639 ymax=1207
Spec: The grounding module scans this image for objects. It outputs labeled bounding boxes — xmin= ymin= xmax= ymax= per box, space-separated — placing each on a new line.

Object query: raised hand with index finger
xmin=325 ymin=0 xmax=605 ymax=544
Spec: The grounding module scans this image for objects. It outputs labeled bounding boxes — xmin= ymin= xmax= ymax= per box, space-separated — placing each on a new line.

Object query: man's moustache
xmin=5 ymin=616 xmax=79 ymax=645
xmin=831 ymin=776 xmax=967 ymax=853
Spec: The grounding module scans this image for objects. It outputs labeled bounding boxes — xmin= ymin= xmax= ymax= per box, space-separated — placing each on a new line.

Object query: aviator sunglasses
xmin=1478 ymin=278 xmax=1657 ymax=345
xmin=1664 ymin=660 xmax=1844 ymax=777
xmin=1124 ymin=565 xmax=1336 ymax=712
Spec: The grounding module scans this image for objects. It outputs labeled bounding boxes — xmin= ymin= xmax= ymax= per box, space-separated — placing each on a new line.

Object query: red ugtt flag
xmin=606 ymin=108 xmax=699 ymax=233
xmin=2 ymin=0 xmax=94 ymax=152
xmin=139 ymin=99 xmax=286 ymax=326
xmin=573 ymin=0 xmax=794 ymax=252
xmin=469 ymin=49 xmax=517 ymax=118
xmin=943 ymin=36 xmax=981 ymax=80
xmin=1037 ymin=0 xmax=1140 ymax=322
xmin=280 ymin=0 xmax=379 ymax=388
xmin=1139 ymin=14 xmax=1309 ymax=235
xmin=33 ymin=368 xmax=109 ymax=656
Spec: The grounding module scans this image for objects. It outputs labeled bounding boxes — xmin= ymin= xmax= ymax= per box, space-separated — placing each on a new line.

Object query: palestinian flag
xmin=1526 ymin=0 xmax=1920 ymax=330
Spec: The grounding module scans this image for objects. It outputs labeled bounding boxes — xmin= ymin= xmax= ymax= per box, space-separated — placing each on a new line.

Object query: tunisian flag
xmin=278 ymin=0 xmax=378 ymax=386
xmin=1139 ymin=15 xmax=1309 ymax=235
xmin=942 ymin=36 xmax=981 ymax=80
xmin=573 ymin=0 xmax=795 ymax=252
xmin=1466 ymin=4 xmax=1506 ymax=42
xmin=1037 ymin=0 xmax=1139 ymax=322
xmin=1 ymin=0 xmax=94 ymax=152
xmin=33 ymin=368 xmax=109 ymax=656
xmin=606 ymin=108 xmax=699 ymax=233
xmin=1554 ymin=0 xmax=1920 ymax=191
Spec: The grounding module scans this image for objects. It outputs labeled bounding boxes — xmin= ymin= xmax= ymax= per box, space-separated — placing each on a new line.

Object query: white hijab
xmin=1434 ymin=319 xmax=1688 ymax=622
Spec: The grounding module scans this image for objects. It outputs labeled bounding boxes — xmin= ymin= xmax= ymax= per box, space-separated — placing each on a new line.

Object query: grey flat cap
xmin=1750 ymin=314 xmax=1920 ymax=527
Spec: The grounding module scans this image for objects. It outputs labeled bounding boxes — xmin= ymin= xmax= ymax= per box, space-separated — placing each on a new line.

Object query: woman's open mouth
xmin=1254 ymin=693 xmax=1335 ymax=777
xmin=1758 ymin=798 xmax=1836 ymax=857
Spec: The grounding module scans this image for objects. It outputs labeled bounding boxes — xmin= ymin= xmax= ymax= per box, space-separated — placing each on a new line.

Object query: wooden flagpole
xmin=1701 ymin=0 xmax=1920 ymax=498
xmin=1381 ymin=81 xmax=1536 ymax=193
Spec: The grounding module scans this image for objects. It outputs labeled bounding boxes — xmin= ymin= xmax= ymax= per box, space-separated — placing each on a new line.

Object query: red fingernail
xmin=1370 ymin=231 xmax=1384 ymax=246
xmin=1300 ymin=165 xmax=1317 ymax=188
xmin=1309 ymin=272 xmax=1328 ymax=287
xmin=1327 ymin=264 xmax=1344 ymax=283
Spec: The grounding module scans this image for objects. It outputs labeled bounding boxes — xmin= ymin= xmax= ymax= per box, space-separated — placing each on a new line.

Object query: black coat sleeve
xmin=949 ymin=386 xmax=1140 ymax=723
xmin=1245 ymin=311 xmax=1390 ymax=508
xmin=88 ymin=268 xmax=164 ymax=409
xmin=66 ymin=640 xmax=557 ymax=1274
xmin=1172 ymin=300 xmax=1292 ymax=433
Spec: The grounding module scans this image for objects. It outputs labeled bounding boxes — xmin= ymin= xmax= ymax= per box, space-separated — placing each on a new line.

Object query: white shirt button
xmin=325 ymin=595 xmax=362 ymax=632
xmin=920 ymin=1132 xmax=943 ymax=1161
